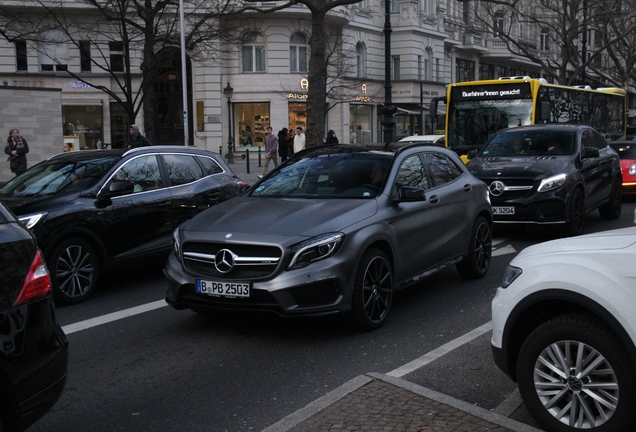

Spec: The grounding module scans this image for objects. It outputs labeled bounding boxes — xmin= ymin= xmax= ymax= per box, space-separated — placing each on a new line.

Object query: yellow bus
xmin=429 ymin=77 xmax=626 ymax=160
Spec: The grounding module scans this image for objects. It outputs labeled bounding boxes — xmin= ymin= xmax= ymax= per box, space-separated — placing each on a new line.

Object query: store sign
xmin=288 ymin=93 xmax=308 ymax=99
xmin=70 ymin=81 xmax=92 ymax=89
xmin=355 ymin=96 xmax=371 ymax=102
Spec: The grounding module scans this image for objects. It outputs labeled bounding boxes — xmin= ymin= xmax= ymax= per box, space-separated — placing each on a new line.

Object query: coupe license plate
xmin=196 ymin=280 xmax=251 ymax=298
xmin=493 ymin=206 xmax=515 ymax=215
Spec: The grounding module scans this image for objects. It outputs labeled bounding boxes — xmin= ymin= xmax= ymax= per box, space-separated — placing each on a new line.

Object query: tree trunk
xmin=306 ymin=9 xmax=328 ymax=147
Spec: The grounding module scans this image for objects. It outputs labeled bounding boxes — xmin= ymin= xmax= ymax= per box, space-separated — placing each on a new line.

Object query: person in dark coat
xmin=5 ymin=128 xmax=29 ymax=176
xmin=127 ymin=124 xmax=151 ymax=148
xmin=278 ymin=128 xmax=289 ymax=162
xmin=325 ymin=130 xmax=339 ymax=144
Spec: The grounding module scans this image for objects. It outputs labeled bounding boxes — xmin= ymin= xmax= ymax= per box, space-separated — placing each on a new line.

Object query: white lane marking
xmin=62 ymin=299 xmax=168 ymax=335
xmin=387 ymin=321 xmax=493 ymax=378
xmin=492 ymin=244 xmax=516 ymax=257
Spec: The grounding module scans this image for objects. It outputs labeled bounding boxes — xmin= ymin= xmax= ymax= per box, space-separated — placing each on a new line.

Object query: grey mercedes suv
xmin=165 ymin=144 xmax=493 ymax=330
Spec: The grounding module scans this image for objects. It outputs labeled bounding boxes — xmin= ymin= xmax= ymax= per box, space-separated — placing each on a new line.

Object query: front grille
xmin=183 ymin=242 xmax=282 ymax=280
xmin=483 ymin=178 xmax=535 ymax=200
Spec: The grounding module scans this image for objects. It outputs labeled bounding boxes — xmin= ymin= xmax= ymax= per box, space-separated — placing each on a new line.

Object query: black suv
xmin=466 ymin=124 xmax=622 ymax=235
xmin=0 ymin=146 xmax=246 ymax=304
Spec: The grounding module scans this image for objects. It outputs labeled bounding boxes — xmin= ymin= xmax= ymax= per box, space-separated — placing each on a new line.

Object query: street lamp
xmin=224 ymin=82 xmax=234 ymax=164
xmin=380 ymin=0 xmax=396 ymax=148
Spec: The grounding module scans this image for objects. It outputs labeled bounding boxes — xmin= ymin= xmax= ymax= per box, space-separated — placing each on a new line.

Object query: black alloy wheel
xmin=456 ymin=216 xmax=492 ymax=279
xmin=566 ymin=188 xmax=585 ymax=236
xmin=49 ymin=238 xmax=99 ymax=305
xmin=350 ymin=248 xmax=393 ymax=331
xmin=517 ymin=315 xmax=636 ymax=432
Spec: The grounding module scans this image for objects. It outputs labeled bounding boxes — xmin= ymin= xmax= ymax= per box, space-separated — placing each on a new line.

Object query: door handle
xmin=429 ymin=195 xmax=439 ymax=204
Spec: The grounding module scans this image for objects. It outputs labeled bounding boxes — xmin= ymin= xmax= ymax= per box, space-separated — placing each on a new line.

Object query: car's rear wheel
xmin=49 ymin=238 xmax=99 ymax=305
xmin=456 ymin=216 xmax=491 ymax=279
xmin=350 ymin=248 xmax=392 ymax=331
xmin=599 ymin=176 xmax=622 ymax=220
xmin=566 ymin=188 xmax=585 ymax=236
xmin=517 ymin=315 xmax=636 ymax=432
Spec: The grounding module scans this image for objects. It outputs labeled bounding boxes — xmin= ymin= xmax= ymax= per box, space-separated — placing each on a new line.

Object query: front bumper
xmin=490 ymin=187 xmax=571 ymax=225
xmin=164 ymin=249 xmax=357 ymax=318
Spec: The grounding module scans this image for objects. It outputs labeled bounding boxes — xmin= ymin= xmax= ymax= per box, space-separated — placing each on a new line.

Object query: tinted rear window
xmin=482 ymin=130 xmax=576 ymax=156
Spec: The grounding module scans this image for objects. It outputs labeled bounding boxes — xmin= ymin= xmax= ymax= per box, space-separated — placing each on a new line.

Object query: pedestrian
xmin=287 ymin=128 xmax=295 ymax=157
xmin=127 ymin=124 xmax=151 ymax=148
xmin=293 ymin=127 xmax=306 ymax=153
xmin=278 ymin=128 xmax=289 ymax=162
xmin=258 ymin=126 xmax=279 ymax=178
xmin=325 ymin=130 xmax=339 ymax=144
xmin=5 ymin=128 xmax=29 ymax=176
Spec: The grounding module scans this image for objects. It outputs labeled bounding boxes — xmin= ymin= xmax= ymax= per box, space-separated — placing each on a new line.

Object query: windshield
xmin=448 ymin=99 xmax=533 ymax=152
xmin=481 ymin=130 xmax=576 ymax=157
xmin=0 ymin=156 xmax=120 ymax=197
xmin=251 ymin=152 xmax=393 ymax=198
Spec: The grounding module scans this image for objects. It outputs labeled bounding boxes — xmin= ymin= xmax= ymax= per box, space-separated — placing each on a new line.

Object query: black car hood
xmin=0 ymin=191 xmax=83 ymax=216
xmin=184 ymin=195 xmax=379 ymax=238
xmin=466 ymin=156 xmax=571 ymax=179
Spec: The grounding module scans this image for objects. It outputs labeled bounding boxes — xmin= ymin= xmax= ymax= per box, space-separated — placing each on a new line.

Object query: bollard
xmin=219 ymin=145 xmax=223 ymax=156
xmin=258 ymin=147 xmax=262 ymax=167
xmin=246 ymin=149 xmax=250 ymax=174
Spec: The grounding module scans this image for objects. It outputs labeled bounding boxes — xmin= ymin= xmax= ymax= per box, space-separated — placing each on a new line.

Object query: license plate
xmin=493 ymin=206 xmax=515 ymax=215
xmin=196 ymin=280 xmax=251 ymax=298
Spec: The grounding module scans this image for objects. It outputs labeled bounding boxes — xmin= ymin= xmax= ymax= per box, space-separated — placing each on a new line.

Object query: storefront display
xmin=288 ymin=102 xmax=306 ymax=131
xmin=235 ymin=102 xmax=270 ymax=148
xmin=350 ymin=104 xmax=373 ymax=143
xmin=62 ymin=104 xmax=103 ymax=150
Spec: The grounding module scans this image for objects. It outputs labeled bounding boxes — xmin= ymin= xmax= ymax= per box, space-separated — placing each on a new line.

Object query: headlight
xmin=501 ymin=265 xmax=522 ymax=288
xmin=172 ymin=228 xmax=181 ymax=260
xmin=288 ymin=233 xmax=344 ymax=270
xmin=18 ymin=212 xmax=47 ymax=229
xmin=537 ymin=173 xmax=567 ymax=192
xmin=629 ymin=164 xmax=636 ymax=176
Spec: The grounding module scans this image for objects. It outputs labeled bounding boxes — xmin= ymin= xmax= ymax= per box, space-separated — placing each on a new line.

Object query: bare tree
xmin=0 ymin=0 xmax=245 ymax=144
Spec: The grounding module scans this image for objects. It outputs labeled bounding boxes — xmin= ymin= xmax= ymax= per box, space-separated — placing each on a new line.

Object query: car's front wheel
xmin=48 ymin=238 xmax=99 ymax=305
xmin=517 ymin=315 xmax=636 ymax=432
xmin=350 ymin=248 xmax=393 ymax=331
xmin=566 ymin=188 xmax=585 ymax=236
xmin=456 ymin=216 xmax=491 ymax=279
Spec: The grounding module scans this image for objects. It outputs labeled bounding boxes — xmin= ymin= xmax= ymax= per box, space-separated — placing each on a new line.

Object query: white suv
xmin=491 ymin=227 xmax=636 ymax=431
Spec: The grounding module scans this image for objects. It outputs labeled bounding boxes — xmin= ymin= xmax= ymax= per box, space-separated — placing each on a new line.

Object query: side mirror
xmin=582 ymin=147 xmax=600 ymax=159
xmin=467 ymin=149 xmax=478 ymax=160
xmin=101 ymin=180 xmax=134 ymax=198
xmin=395 ymin=186 xmax=426 ymax=203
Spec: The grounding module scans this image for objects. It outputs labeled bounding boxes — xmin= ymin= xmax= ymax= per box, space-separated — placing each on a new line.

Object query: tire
xmin=599 ymin=176 xmax=622 ymax=220
xmin=517 ymin=315 xmax=636 ymax=432
xmin=566 ymin=188 xmax=585 ymax=236
xmin=349 ymin=248 xmax=393 ymax=331
xmin=456 ymin=216 xmax=492 ymax=279
xmin=48 ymin=238 xmax=99 ymax=305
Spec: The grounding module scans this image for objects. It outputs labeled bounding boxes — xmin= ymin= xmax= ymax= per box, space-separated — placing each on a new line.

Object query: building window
xmin=540 ymin=29 xmax=550 ymax=51
xmin=424 ymin=50 xmax=431 ymax=81
xmin=290 ymin=33 xmax=308 ymax=73
xmin=422 ymin=0 xmax=430 ymax=15
xmin=493 ymin=11 xmax=504 ymax=38
xmin=109 ymin=42 xmax=124 ymax=72
xmin=479 ymin=63 xmax=495 ymax=80
xmin=497 ymin=65 xmax=507 ymax=78
xmin=455 ymin=58 xmax=474 ymax=82
xmin=15 ymin=41 xmax=27 ymax=71
xmin=392 ymin=56 xmax=400 ymax=80
xmin=418 ymin=56 xmax=423 ymax=81
xmin=242 ymin=32 xmax=266 ymax=73
xmin=38 ymin=30 xmax=68 ymax=72
xmin=235 ymin=102 xmax=270 ymax=147
xmin=391 ymin=0 xmax=399 ymax=13
xmin=356 ymin=42 xmax=366 ymax=78
xmin=80 ymin=41 xmax=91 ymax=72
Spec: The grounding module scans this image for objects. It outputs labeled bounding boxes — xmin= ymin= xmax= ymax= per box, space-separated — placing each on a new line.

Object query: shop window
xmin=15 ymin=41 xmax=27 ymax=71
xmin=235 ymin=102 xmax=270 ymax=148
xmin=80 ymin=41 xmax=91 ymax=72
xmin=241 ymin=32 xmax=266 ymax=73
xmin=350 ymin=105 xmax=373 ymax=144
xmin=62 ymin=104 xmax=104 ymax=150
xmin=290 ymin=33 xmax=308 ymax=73
xmin=289 ymin=102 xmax=307 ymax=131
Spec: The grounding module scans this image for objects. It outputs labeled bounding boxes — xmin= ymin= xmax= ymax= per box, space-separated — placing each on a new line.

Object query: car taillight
xmin=14 ymin=250 xmax=52 ymax=307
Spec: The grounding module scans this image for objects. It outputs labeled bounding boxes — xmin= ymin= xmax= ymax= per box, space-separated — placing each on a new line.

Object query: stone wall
xmin=0 ymin=85 xmax=63 ymax=182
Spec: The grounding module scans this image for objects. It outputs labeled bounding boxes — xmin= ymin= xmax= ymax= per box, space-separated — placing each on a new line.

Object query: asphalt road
xmin=32 ymin=198 xmax=636 ymax=432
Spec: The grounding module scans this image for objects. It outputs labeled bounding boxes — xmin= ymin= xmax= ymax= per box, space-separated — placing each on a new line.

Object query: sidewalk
xmin=225 ymin=150 xmax=278 ymax=181
xmin=263 ymin=373 xmax=543 ymax=432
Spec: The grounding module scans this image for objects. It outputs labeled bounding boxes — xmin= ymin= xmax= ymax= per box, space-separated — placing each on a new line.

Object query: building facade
xmin=1 ymin=0 xmax=630 ymax=158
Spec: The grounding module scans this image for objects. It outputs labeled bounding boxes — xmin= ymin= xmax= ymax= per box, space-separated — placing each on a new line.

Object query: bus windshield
xmin=447 ymin=99 xmax=533 ymax=152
